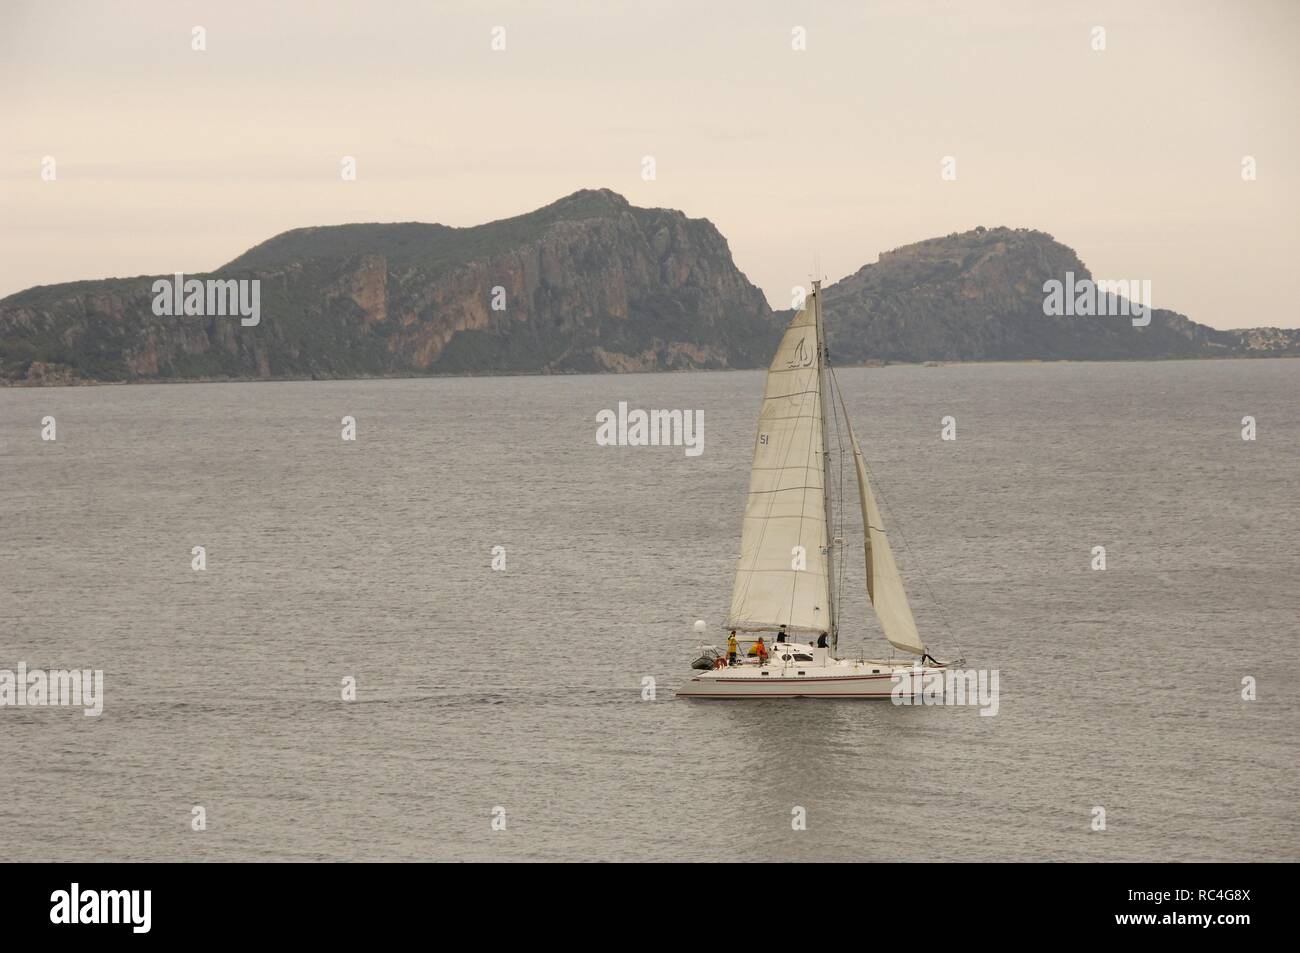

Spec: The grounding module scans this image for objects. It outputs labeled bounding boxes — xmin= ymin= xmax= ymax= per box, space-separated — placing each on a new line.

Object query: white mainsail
xmin=726 ymin=298 xmax=832 ymax=634
xmin=839 ymin=394 xmax=927 ymax=656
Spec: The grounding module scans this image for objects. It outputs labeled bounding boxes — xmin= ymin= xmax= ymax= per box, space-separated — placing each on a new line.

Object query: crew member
xmin=727 ymin=631 xmax=738 ymax=666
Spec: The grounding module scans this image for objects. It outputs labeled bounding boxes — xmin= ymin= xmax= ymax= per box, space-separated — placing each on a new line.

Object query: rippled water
xmin=1 ymin=359 xmax=1296 ymax=861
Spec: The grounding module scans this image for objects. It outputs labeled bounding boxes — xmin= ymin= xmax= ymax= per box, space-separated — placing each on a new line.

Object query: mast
xmin=812 ymin=280 xmax=838 ymax=653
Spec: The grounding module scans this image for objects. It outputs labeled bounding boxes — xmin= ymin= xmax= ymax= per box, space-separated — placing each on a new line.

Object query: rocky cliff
xmin=0 ymin=189 xmax=781 ymax=383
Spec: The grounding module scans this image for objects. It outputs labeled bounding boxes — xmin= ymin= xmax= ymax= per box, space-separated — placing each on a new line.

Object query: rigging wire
xmin=825 ymin=351 xmax=848 ymax=626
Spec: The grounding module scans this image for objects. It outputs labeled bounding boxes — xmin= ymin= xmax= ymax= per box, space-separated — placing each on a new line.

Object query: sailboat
xmin=677 ymin=281 xmax=958 ymax=699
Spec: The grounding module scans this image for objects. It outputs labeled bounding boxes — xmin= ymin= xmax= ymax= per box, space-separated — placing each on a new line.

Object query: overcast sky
xmin=2 ymin=0 xmax=1296 ymax=328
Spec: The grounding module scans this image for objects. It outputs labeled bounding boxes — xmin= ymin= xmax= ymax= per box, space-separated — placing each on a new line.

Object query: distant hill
xmin=1 ymin=195 xmax=1295 ymax=385
xmin=799 ymin=226 xmax=1300 ymax=363
xmin=0 ymin=189 xmax=781 ymax=384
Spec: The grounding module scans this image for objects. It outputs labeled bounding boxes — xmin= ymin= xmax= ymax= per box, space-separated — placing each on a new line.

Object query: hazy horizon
xmin=3 ymin=0 xmax=1297 ymax=329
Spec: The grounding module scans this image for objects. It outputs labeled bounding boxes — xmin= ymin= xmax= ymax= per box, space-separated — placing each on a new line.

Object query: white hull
xmin=677 ymin=647 xmax=948 ymax=700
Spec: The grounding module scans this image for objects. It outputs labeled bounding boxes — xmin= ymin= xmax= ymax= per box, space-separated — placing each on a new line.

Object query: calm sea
xmin=1 ymin=359 xmax=1296 ymax=861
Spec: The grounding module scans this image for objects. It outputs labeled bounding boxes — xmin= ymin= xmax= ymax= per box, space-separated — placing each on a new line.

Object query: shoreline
xmin=2 ymin=353 xmax=1297 ymax=390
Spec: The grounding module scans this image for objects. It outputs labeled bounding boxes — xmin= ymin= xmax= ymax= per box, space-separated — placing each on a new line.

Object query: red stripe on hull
xmin=687 ymin=669 xmax=941 ymax=684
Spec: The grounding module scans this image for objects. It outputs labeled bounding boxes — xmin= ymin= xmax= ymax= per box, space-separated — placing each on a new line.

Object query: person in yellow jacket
xmin=727 ymin=631 xmax=738 ymax=666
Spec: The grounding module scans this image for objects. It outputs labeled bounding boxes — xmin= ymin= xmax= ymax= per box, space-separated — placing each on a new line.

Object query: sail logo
xmin=891 ymin=665 xmax=999 ymax=716
xmin=151 ymin=273 xmax=261 ymax=326
xmin=0 ymin=662 xmax=104 ymax=716
xmin=595 ymin=402 xmax=704 ymax=457
xmin=785 ymin=337 xmax=814 ymax=368
xmin=50 ymin=883 xmax=151 ymax=933
xmin=1042 ymin=271 xmax=1151 ymax=327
